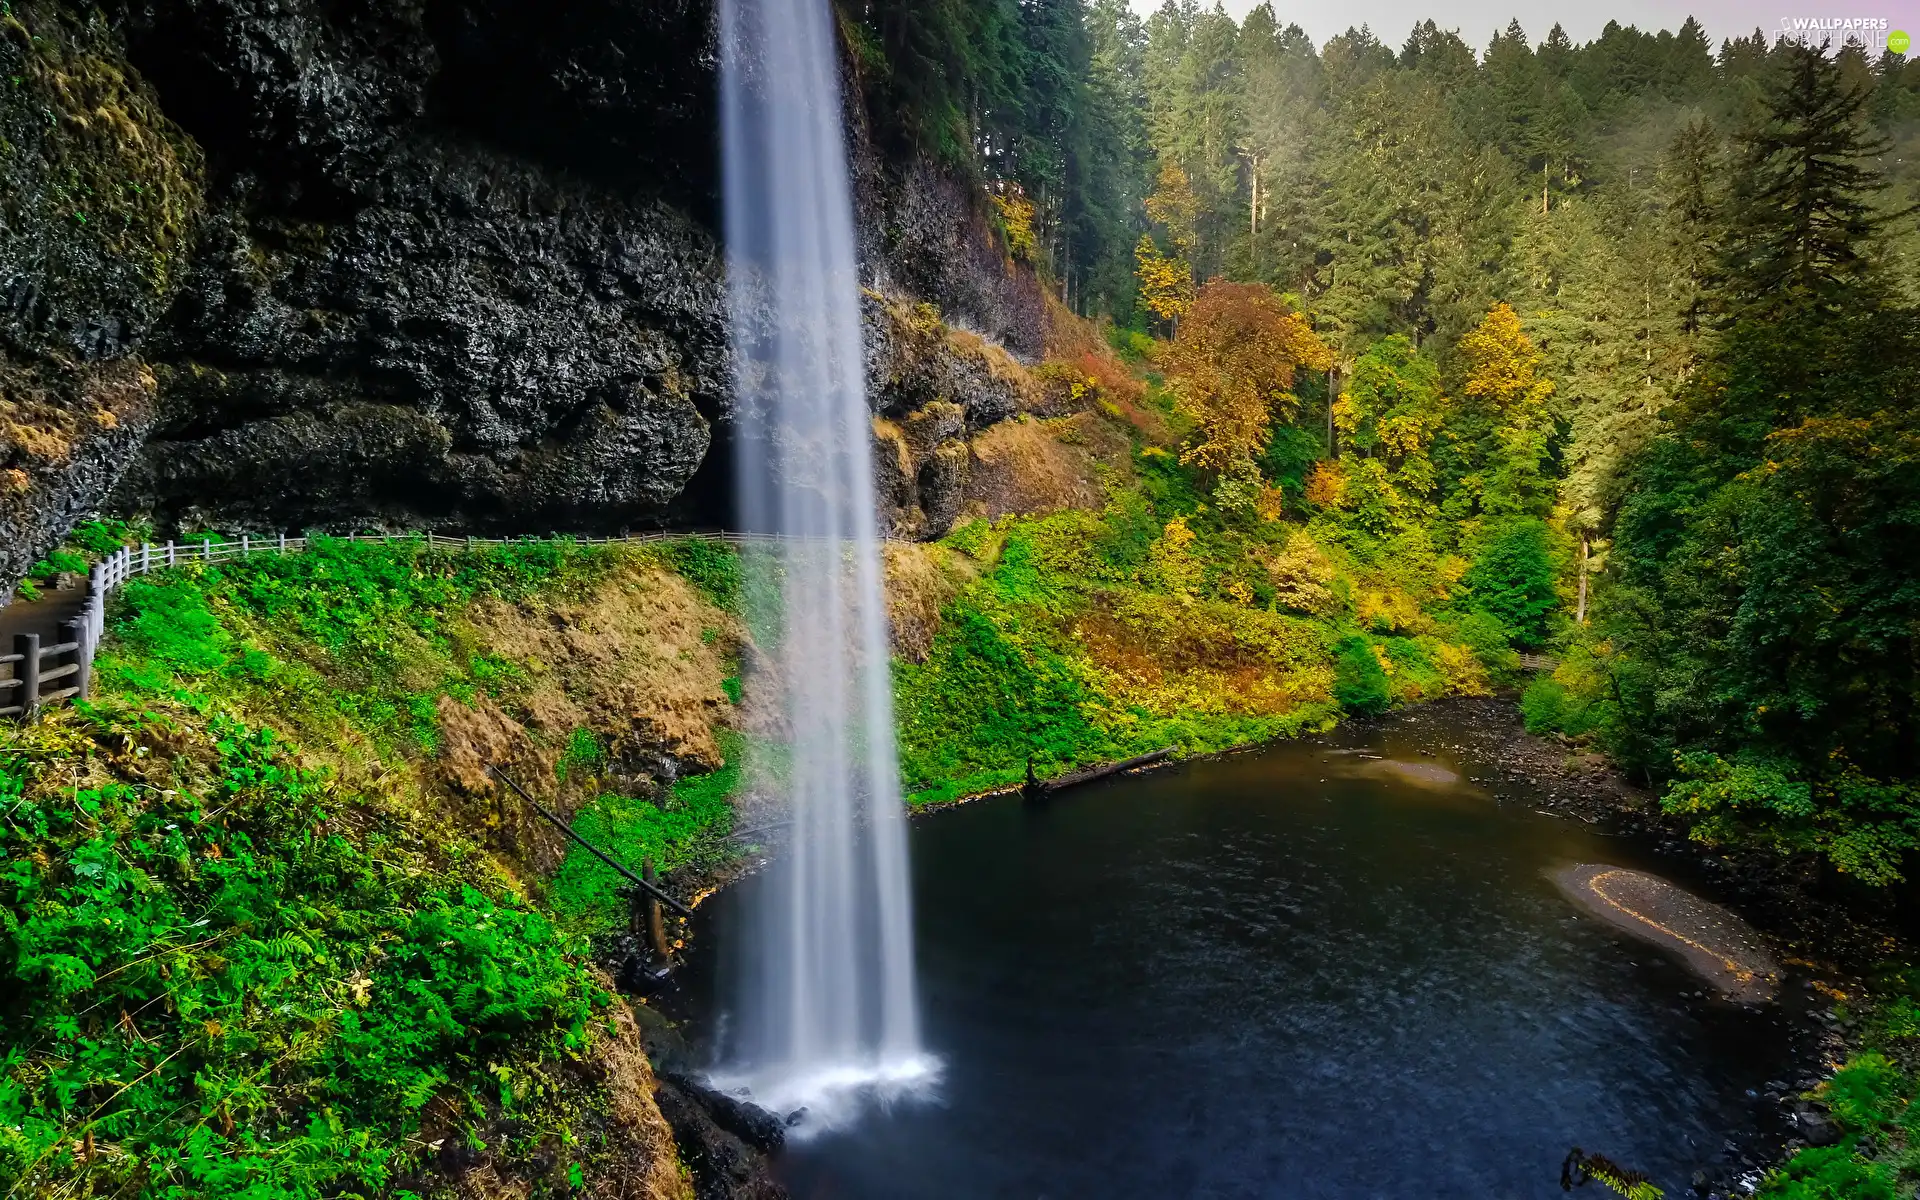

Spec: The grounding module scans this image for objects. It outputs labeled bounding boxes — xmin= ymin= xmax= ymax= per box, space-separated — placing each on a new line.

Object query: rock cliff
xmin=0 ymin=0 xmax=1050 ymax=590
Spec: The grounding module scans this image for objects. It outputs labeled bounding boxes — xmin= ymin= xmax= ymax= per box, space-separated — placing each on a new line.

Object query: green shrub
xmin=64 ymin=518 xmax=141 ymax=557
xmin=1332 ymin=636 xmax=1391 ymax=715
xmin=1663 ymin=754 xmax=1920 ymax=885
xmin=941 ymin=518 xmax=997 ymax=560
xmin=549 ymin=732 xmax=744 ymax=931
xmin=1464 ymin=519 xmax=1558 ymax=649
xmin=658 ymin=539 xmax=742 ymax=612
xmin=1259 ymin=425 xmax=1325 ymax=497
xmin=0 ymin=705 xmax=606 ymax=1198
xmin=1758 ymin=1145 xmax=1898 ymax=1200
xmin=1522 ymin=676 xmax=1575 ymax=734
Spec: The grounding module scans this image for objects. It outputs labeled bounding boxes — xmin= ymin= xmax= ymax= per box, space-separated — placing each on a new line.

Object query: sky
xmin=1126 ymin=0 xmax=1920 ymax=55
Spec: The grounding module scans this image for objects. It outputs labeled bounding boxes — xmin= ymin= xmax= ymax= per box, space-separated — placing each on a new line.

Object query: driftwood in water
xmin=1024 ymin=748 xmax=1176 ymax=800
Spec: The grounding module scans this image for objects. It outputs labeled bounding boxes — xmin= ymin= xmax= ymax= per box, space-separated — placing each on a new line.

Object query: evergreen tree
xmin=1660 ymin=118 xmax=1727 ymax=341
xmin=1725 ymin=41 xmax=1902 ymax=318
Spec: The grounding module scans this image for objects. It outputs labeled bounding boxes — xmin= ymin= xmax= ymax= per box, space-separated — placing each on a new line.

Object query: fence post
xmin=14 ymin=634 xmax=39 ymax=718
xmin=167 ymin=542 xmax=175 ymax=567
xmin=60 ymin=618 xmax=89 ymax=701
xmin=643 ymin=858 xmax=670 ymax=961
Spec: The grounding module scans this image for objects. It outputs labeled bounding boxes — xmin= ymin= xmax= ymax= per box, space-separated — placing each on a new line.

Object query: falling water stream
xmin=716 ymin=0 xmax=933 ymax=1129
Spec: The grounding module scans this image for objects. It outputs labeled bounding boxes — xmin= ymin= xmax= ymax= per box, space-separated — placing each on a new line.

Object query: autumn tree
xmin=1160 ymin=280 xmax=1332 ymax=507
xmin=1135 ymin=234 xmax=1195 ymax=331
xmin=1135 ymin=161 xmax=1201 ymax=331
xmin=1144 ymin=160 xmax=1201 ymax=254
xmin=1332 ymin=334 xmax=1447 ymax=530
xmin=1452 ymin=302 xmax=1556 ymax=517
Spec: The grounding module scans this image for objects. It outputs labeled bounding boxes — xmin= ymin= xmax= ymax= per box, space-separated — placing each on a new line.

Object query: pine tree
xmin=1726 ymin=41 xmax=1901 ymax=317
xmin=1659 ymin=118 xmax=1726 ymax=343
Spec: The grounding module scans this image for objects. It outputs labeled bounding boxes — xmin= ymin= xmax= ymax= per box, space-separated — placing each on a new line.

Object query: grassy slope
xmin=2 ymin=538 xmax=713 ymax=1199
xmin=895 ymin=410 xmax=1513 ymax=805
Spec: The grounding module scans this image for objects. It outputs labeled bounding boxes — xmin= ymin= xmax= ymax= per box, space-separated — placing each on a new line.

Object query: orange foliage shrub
xmin=1159 ymin=281 xmax=1333 ymax=473
xmin=1305 ymin=460 xmax=1347 ymax=508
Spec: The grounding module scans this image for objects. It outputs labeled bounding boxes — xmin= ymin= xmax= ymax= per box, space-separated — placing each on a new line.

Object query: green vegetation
xmin=1518 ymin=46 xmax=1920 ymax=886
xmin=890 ymin=323 xmax=1562 ymax=803
xmin=96 ymin=536 xmax=618 ymax=755
xmin=2 ymin=536 xmax=763 ymax=1196
xmin=0 ymin=702 xmax=614 ymax=1198
xmin=1753 ymin=972 xmax=1920 ymax=1197
xmin=999 ymin=0 xmax=1919 ymax=886
xmin=550 ymin=733 xmax=745 ymax=932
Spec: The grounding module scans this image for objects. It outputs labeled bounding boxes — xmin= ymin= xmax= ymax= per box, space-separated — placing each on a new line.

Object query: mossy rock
xmin=0 ymin=0 xmax=204 ymax=361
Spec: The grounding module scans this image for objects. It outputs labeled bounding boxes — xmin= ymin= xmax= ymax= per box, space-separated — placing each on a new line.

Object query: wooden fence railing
xmin=0 ymin=626 xmax=90 ymax=720
xmin=6 ymin=529 xmax=759 ymax=721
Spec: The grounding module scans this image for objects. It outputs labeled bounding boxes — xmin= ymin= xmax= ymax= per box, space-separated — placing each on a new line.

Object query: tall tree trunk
xmin=1576 ymin=531 xmax=1591 ymax=624
xmin=1327 ymin=366 xmax=1339 ymax=458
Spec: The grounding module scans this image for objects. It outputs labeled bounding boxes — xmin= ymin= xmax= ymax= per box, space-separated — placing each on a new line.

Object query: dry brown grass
xmin=579 ymin=999 xmax=697 ymax=1200
xmin=459 ymin=563 xmax=736 ymax=774
xmin=883 ymin=542 xmax=979 ymax=662
xmin=1040 ymin=290 xmax=1106 ymax=361
xmin=962 ymin=415 xmax=1118 ymax=521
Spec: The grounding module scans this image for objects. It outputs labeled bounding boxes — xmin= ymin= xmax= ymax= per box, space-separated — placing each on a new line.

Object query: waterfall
xmin=717 ymin=0 xmax=933 ymax=1129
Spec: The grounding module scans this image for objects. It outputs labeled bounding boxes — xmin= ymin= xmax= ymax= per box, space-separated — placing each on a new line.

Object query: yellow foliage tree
xmin=1159 ymin=280 xmax=1333 ymax=477
xmin=1457 ymin=302 xmax=1556 ymax=515
xmin=1144 ymin=162 xmax=1200 ymax=255
xmin=1135 ymin=234 xmax=1194 ymax=329
xmin=989 ymin=184 xmax=1038 ymax=262
xmin=1146 ymin=514 xmax=1203 ymax=601
xmin=1458 ymin=302 xmax=1554 ymax=420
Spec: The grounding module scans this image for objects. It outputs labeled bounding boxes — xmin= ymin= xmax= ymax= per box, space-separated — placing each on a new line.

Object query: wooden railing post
xmin=14 ymin=634 xmax=39 ymax=718
xmin=60 ymin=619 xmax=89 ymax=701
xmin=644 ymin=858 xmax=670 ymax=961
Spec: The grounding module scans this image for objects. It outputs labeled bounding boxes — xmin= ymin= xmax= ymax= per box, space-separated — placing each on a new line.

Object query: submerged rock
xmin=1370 ymin=759 xmax=1463 ymax=788
xmin=1552 ymin=864 xmax=1782 ymax=1002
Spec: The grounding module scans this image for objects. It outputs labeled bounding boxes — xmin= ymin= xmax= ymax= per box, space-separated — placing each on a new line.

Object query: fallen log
xmin=1024 ymin=748 xmax=1177 ymax=800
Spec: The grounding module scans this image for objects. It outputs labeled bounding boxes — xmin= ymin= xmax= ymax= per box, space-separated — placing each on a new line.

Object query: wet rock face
xmin=0 ymin=2 xmax=202 ymax=588
xmin=4 ymin=0 xmax=1044 ymax=576
xmin=99 ymin=0 xmax=730 ymax=535
xmin=117 ymin=139 xmax=729 ymax=533
xmin=867 ymin=161 xmax=1046 ymax=362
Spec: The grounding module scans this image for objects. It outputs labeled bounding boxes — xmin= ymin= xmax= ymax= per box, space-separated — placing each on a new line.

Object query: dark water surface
xmin=677 ymin=712 xmax=1799 ymax=1199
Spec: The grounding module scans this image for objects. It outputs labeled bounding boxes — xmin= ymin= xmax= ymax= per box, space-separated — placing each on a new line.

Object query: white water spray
xmin=717 ymin=0 xmax=933 ymax=1130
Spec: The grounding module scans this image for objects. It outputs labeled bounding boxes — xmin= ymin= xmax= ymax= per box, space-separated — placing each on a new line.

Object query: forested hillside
xmin=845 ymin=0 xmax=1920 ymax=887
